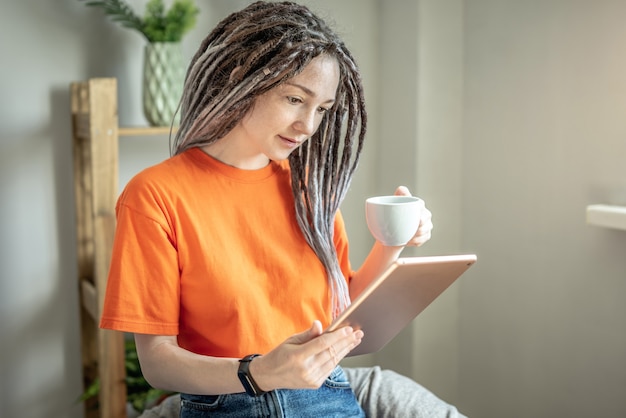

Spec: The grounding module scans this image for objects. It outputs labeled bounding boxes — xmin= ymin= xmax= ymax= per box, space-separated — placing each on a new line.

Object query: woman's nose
xmin=294 ymin=110 xmax=317 ymax=136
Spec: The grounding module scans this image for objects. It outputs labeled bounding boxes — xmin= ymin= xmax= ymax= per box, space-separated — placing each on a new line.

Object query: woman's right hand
xmin=251 ymin=320 xmax=363 ymax=391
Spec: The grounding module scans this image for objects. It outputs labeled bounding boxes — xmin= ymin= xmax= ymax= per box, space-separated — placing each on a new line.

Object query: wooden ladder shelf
xmin=72 ymin=77 xmax=178 ymax=417
xmin=72 ymin=78 xmax=127 ymax=418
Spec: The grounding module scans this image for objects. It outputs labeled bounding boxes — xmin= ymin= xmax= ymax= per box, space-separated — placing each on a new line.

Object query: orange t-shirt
xmin=100 ymin=148 xmax=353 ymax=358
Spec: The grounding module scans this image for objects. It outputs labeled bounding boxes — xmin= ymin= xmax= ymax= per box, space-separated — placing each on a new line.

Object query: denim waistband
xmin=180 ymin=365 xmax=365 ymax=417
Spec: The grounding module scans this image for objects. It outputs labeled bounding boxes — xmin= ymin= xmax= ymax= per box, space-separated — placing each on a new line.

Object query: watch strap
xmin=238 ymin=354 xmax=266 ymax=397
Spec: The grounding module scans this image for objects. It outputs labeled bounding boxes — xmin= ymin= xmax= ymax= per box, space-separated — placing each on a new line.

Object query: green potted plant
xmin=80 ymin=0 xmax=200 ymax=126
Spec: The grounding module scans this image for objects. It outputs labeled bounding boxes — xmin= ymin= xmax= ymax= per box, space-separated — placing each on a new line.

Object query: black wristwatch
xmin=238 ymin=354 xmax=266 ymax=397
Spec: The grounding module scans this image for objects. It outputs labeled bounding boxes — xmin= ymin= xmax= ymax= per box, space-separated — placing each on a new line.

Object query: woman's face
xmin=205 ymin=54 xmax=340 ymax=170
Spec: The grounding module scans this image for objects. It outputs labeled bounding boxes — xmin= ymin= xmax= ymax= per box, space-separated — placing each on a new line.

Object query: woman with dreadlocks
xmin=101 ymin=2 xmax=466 ymax=417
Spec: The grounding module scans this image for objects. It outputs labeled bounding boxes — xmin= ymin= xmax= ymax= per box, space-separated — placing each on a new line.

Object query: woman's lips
xmin=279 ymin=135 xmax=300 ymax=148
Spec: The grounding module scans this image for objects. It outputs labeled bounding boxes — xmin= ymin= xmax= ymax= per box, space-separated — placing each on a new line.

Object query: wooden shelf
xmin=71 ymin=77 xmax=127 ymax=418
xmin=118 ymin=126 xmax=178 ymax=137
xmin=586 ymin=204 xmax=626 ymax=231
xmin=72 ymin=78 xmax=184 ymax=417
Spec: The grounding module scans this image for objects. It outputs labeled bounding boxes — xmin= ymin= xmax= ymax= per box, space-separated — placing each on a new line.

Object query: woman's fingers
xmin=306 ymin=326 xmax=363 ymax=385
xmin=283 ymin=320 xmax=324 ymax=345
xmin=392 ymin=185 xmax=434 ymax=247
xmin=409 ymin=206 xmax=433 ymax=247
xmin=258 ymin=323 xmax=363 ymax=390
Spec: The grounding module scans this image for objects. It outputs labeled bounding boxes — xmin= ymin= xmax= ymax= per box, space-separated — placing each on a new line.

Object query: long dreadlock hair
xmin=172 ymin=1 xmax=367 ymax=318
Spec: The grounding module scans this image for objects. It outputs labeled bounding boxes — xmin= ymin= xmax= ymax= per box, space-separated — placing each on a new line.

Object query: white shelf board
xmin=586 ymin=204 xmax=626 ymax=231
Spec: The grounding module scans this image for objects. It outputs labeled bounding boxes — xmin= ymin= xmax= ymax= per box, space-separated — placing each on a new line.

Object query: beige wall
xmin=0 ymin=1 xmax=380 ymax=417
xmin=2 ymin=1 xmax=626 ymax=417
xmin=363 ymin=0 xmax=466 ymax=404
xmin=458 ymin=1 xmax=626 ymax=416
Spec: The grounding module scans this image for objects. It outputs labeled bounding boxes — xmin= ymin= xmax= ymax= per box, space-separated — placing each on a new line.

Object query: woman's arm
xmin=134 ymin=320 xmax=363 ymax=395
xmin=349 ymin=186 xmax=433 ymax=300
xmin=134 ymin=334 xmax=242 ymax=395
xmin=349 ymin=242 xmax=404 ymax=300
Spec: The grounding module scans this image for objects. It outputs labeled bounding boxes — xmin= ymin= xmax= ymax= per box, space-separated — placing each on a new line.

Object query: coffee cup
xmin=365 ymin=195 xmax=421 ymax=246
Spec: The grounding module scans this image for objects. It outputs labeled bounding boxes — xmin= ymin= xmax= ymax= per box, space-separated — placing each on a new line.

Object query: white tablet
xmin=327 ymin=254 xmax=477 ymax=357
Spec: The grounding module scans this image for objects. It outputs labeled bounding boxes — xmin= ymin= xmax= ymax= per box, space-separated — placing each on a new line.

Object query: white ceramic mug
xmin=365 ymin=195 xmax=421 ymax=246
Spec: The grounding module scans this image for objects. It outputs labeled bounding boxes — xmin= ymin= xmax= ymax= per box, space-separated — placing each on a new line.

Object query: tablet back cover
xmin=328 ymin=254 xmax=477 ymax=356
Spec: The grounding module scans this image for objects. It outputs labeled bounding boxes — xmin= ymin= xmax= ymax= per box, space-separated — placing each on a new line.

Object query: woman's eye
xmin=285 ymin=95 xmax=328 ymax=114
xmin=317 ymin=107 xmax=329 ymax=114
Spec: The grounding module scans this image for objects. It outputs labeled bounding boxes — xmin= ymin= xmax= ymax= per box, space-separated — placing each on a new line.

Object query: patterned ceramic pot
xmin=142 ymin=42 xmax=184 ymax=127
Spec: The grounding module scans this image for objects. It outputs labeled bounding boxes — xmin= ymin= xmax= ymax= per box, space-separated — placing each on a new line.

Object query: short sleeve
xmin=99 ymin=175 xmax=180 ymax=335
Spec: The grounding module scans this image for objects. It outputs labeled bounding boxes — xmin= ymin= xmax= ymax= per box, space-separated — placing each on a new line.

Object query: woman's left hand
xmin=394 ymin=186 xmax=433 ymax=247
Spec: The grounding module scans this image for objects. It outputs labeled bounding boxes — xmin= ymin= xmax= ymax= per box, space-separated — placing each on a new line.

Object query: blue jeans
xmin=180 ymin=366 xmax=365 ymax=417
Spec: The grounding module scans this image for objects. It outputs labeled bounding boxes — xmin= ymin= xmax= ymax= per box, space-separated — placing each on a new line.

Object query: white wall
xmin=459 ymin=1 xmax=626 ymax=417
xmin=3 ymin=1 xmax=625 ymax=417
xmin=375 ymin=3 xmax=626 ymax=417
xmin=0 ymin=1 xmax=378 ymax=417
xmin=370 ymin=1 xmax=466 ymax=404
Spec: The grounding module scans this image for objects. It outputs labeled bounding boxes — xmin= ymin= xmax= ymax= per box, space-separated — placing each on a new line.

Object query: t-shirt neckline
xmin=186 ymin=147 xmax=282 ymax=182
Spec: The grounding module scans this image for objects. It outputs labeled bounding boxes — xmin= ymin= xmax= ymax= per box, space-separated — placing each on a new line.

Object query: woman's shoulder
xmin=118 ymin=151 xmax=198 ymax=208
xmin=125 ymin=154 xmax=183 ymax=190
xmin=128 ymin=147 xmax=212 ymax=185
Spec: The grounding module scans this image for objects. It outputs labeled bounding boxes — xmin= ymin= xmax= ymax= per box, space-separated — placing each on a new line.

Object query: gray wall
xmin=458 ymin=1 xmax=626 ymax=416
xmin=1 ymin=1 xmax=625 ymax=417
xmin=0 ymin=1 xmax=378 ymax=417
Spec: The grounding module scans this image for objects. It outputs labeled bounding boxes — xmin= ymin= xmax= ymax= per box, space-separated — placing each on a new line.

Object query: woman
xmin=101 ymin=2 xmax=464 ymax=417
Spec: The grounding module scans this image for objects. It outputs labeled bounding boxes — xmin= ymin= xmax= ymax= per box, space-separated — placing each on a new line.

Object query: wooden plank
xmin=75 ymin=136 xmax=95 ymax=277
xmin=72 ymin=83 xmax=97 ymax=415
xmin=80 ymin=309 xmax=99 ymax=418
xmin=80 ymin=279 xmax=98 ymax=321
xmin=71 ymin=78 xmax=185 ymax=418
xmin=72 ymin=81 xmax=95 ymax=278
xmin=71 ymin=83 xmax=92 ymax=141
xmin=75 ymin=114 xmax=92 ymax=141
xmin=98 ymin=329 xmax=127 ymax=418
xmin=72 ymin=80 xmax=100 ymax=418
xmin=87 ymin=79 xmax=119 ymax=228
xmin=86 ymin=78 xmax=127 ymax=418
xmin=94 ymin=215 xmax=124 ymax=418
xmin=72 ymin=78 xmax=127 ymax=418
xmin=119 ymin=125 xmax=177 ymax=136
